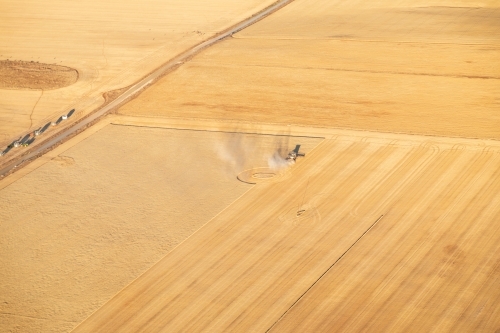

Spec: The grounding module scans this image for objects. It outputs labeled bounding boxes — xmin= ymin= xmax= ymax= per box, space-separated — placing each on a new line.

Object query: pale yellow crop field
xmin=72 ymin=127 xmax=500 ymax=332
xmin=3 ymin=0 xmax=500 ymax=332
xmin=119 ymin=0 xmax=500 ymax=139
xmin=0 ymin=0 xmax=276 ymax=144
xmin=0 ymin=118 xmax=322 ymax=332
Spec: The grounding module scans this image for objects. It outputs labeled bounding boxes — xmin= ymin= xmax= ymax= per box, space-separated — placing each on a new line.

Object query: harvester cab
xmin=286 ymin=144 xmax=305 ymax=162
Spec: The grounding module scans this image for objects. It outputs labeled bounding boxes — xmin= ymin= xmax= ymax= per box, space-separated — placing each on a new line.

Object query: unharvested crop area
xmin=0 ymin=60 xmax=78 ymax=90
xmin=119 ymin=0 xmax=500 ymax=139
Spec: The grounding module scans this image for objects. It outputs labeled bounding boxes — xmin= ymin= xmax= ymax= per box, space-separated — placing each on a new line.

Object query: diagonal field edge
xmin=0 ymin=0 xmax=296 ymax=177
xmin=266 ymin=214 xmax=385 ymax=332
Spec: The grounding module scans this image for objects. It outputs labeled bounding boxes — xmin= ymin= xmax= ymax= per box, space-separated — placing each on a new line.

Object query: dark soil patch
xmin=0 ymin=60 xmax=78 ymax=90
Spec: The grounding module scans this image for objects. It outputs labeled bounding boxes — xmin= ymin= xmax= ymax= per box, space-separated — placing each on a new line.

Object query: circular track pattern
xmin=237 ymin=166 xmax=291 ymax=184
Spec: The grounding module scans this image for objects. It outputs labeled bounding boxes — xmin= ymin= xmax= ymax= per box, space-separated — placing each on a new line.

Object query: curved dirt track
xmin=0 ymin=0 xmax=294 ymax=177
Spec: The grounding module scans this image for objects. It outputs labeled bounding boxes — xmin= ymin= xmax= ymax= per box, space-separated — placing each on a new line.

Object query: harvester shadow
xmin=20 ymin=134 xmax=31 ymax=144
xmin=1 ymin=146 xmax=11 ymax=155
xmin=40 ymin=122 xmax=51 ymax=133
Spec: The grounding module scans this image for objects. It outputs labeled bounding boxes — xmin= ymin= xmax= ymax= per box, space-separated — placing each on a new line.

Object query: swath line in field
xmin=266 ymin=214 xmax=385 ymax=333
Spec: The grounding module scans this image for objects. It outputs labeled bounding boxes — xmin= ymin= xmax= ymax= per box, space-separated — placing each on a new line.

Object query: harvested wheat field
xmin=0 ymin=0 xmax=275 ymax=144
xmin=2 ymin=0 xmax=500 ymax=332
xmin=72 ymin=127 xmax=500 ymax=332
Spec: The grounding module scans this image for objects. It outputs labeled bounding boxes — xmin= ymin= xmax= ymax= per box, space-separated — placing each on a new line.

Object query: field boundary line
xmin=112 ymin=115 xmax=500 ymax=145
xmin=70 ymin=133 xmax=327 ymax=332
xmin=0 ymin=0 xmax=296 ymax=177
xmin=266 ymin=214 xmax=385 ymax=332
xmin=233 ymin=35 xmax=498 ymax=46
xmin=111 ymin=123 xmax=325 ymax=139
xmin=68 ymin=182 xmax=257 ymax=332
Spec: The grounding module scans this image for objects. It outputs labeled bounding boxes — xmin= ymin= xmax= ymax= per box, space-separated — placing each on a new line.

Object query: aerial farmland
xmin=1 ymin=0 xmax=499 ymax=332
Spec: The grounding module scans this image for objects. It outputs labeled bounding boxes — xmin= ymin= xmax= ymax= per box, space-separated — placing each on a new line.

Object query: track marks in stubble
xmin=271 ymin=145 xmax=500 ymax=333
xmin=71 ymin=138 xmax=500 ymax=333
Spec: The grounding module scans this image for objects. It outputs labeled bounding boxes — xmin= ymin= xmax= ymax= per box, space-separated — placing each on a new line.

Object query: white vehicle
xmin=62 ymin=115 xmax=68 ymax=120
xmin=286 ymin=151 xmax=298 ymax=161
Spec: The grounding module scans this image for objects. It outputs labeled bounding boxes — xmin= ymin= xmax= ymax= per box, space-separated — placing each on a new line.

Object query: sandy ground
xmin=72 ymin=125 xmax=500 ymax=332
xmin=0 ymin=120 xmax=322 ymax=333
xmin=118 ymin=0 xmax=500 ymax=139
xmin=0 ymin=0 xmax=276 ymax=145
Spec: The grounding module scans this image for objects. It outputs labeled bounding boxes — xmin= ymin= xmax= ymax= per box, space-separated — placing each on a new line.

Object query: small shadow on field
xmin=20 ymin=134 xmax=31 ymax=144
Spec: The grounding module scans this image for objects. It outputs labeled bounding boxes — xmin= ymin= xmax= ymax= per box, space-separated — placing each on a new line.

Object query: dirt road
xmin=0 ymin=0 xmax=294 ymax=177
xmin=0 ymin=0 xmax=281 ymax=144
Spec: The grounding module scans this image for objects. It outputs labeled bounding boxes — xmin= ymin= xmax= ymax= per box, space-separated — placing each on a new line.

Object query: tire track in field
xmin=266 ymin=143 xmax=440 ymax=331
xmin=271 ymin=143 xmax=467 ymax=332
xmin=392 ymin=152 xmax=500 ymax=332
xmin=340 ymin=149 xmax=497 ymax=332
xmin=344 ymin=148 xmax=496 ymax=330
xmin=218 ymin=141 xmax=400 ymax=331
xmin=343 ymin=147 xmax=487 ymax=332
xmin=125 ymin=139 xmax=367 ymax=330
xmin=232 ymin=142 xmax=435 ymax=331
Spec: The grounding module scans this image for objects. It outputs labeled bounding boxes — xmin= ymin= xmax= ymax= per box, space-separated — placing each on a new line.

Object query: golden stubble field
xmin=2 ymin=0 xmax=500 ymax=332
xmin=0 ymin=0 xmax=276 ymax=144
xmin=119 ymin=0 xmax=500 ymax=139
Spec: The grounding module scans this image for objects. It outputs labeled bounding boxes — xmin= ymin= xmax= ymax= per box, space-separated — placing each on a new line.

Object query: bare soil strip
xmin=0 ymin=60 xmax=78 ymax=90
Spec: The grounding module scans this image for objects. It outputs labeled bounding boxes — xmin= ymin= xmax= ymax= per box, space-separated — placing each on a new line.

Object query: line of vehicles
xmin=0 ymin=109 xmax=75 ymax=156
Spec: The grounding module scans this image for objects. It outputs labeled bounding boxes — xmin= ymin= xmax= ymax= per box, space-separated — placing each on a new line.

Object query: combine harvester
xmin=286 ymin=144 xmax=305 ymax=162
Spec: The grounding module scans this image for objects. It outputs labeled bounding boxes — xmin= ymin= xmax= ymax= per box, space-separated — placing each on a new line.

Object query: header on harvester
xmin=286 ymin=144 xmax=305 ymax=162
